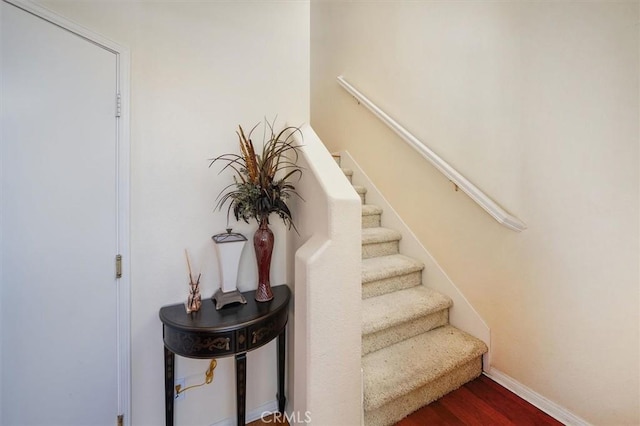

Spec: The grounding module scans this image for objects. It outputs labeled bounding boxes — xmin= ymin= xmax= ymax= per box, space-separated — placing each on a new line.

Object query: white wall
xmin=35 ymin=1 xmax=309 ymax=424
xmin=311 ymin=1 xmax=639 ymax=425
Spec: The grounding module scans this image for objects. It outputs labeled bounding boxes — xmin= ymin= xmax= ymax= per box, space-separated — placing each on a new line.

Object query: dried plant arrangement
xmin=209 ymin=119 xmax=303 ymax=231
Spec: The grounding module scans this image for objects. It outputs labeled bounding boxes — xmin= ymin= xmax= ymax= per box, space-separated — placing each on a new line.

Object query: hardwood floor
xmin=247 ymin=414 xmax=289 ymax=425
xmin=396 ymin=374 xmax=563 ymax=426
xmin=248 ymin=374 xmax=562 ymax=426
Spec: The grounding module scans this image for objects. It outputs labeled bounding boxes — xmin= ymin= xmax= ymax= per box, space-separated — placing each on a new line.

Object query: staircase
xmin=337 ymin=156 xmax=488 ymax=426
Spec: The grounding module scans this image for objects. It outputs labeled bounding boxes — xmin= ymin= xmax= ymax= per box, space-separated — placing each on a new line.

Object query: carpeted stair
xmin=335 ymin=155 xmax=488 ymax=426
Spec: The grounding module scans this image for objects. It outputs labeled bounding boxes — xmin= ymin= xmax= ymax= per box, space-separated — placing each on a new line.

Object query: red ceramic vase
xmin=254 ymin=218 xmax=274 ymax=302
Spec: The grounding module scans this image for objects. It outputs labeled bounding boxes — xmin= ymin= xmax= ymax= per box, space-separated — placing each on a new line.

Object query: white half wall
xmin=289 ymin=125 xmax=362 ymax=425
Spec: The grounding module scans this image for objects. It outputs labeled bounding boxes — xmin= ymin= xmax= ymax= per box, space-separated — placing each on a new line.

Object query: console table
xmin=159 ymin=284 xmax=291 ymax=426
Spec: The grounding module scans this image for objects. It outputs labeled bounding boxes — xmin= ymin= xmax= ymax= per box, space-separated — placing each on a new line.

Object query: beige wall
xmin=36 ymin=1 xmax=309 ymax=424
xmin=311 ymin=1 xmax=639 ymax=425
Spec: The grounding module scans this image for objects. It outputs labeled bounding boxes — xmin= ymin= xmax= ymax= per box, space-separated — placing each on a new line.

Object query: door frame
xmin=1 ymin=0 xmax=132 ymax=423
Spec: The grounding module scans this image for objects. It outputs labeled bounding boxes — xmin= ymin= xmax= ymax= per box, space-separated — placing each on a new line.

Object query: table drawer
xmin=164 ymin=327 xmax=235 ymax=358
xmin=247 ymin=309 xmax=288 ymax=351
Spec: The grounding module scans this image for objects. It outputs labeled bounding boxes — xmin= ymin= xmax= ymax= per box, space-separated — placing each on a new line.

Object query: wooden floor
xmin=396 ymin=374 xmax=562 ymax=426
xmin=247 ymin=414 xmax=288 ymax=425
xmin=248 ymin=374 xmax=562 ymax=426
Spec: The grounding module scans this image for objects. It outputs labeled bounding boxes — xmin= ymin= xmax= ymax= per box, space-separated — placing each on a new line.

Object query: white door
xmin=1 ymin=2 xmax=125 ymax=425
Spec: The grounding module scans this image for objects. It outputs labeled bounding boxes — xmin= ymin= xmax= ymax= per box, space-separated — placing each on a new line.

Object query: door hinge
xmin=115 ymin=254 xmax=122 ymax=279
xmin=115 ymin=92 xmax=121 ymax=118
xmin=117 ymin=414 xmax=124 ymax=426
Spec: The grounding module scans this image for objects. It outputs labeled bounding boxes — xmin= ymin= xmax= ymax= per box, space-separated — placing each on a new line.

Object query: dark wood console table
xmin=159 ymin=284 xmax=291 ymax=426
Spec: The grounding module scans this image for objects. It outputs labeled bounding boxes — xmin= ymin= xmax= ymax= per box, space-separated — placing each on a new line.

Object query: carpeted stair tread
xmin=362 ymin=227 xmax=402 ymax=259
xmin=362 ymin=286 xmax=451 ymax=355
xmin=362 ymin=286 xmax=451 ymax=335
xmin=353 ymin=185 xmax=367 ymax=204
xmin=362 ymin=254 xmax=424 ymax=283
xmin=341 ymin=167 xmax=353 ymax=177
xmin=362 ymin=204 xmax=383 ymax=216
xmin=362 ymin=204 xmax=383 ymax=229
xmin=362 ymin=227 xmax=401 ymax=245
xmin=362 ymin=325 xmax=487 ymax=412
xmin=364 ymin=358 xmax=482 ymax=426
xmin=353 ymin=185 xmax=367 ymax=195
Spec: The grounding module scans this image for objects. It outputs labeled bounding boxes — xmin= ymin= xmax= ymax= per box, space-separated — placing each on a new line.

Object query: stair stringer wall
xmin=340 ymin=150 xmax=491 ymax=371
xmin=288 ymin=127 xmax=362 ymax=425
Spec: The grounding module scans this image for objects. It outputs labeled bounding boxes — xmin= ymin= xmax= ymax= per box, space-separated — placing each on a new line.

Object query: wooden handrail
xmin=337 ymin=76 xmax=526 ymax=232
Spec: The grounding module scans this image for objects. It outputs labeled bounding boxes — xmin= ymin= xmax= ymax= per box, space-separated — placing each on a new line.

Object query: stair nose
xmin=352 ymin=185 xmax=367 ymax=204
xmin=362 ymin=254 xmax=424 ymax=298
xmin=362 ymin=286 xmax=452 ymax=355
xmin=362 ymin=204 xmax=383 ymax=229
xmin=362 ymin=227 xmax=401 ymax=259
xmin=362 ymin=286 xmax=451 ymax=335
xmin=341 ymin=167 xmax=353 ymax=183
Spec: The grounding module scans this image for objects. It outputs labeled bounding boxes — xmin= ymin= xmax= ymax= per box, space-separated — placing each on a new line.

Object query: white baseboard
xmin=483 ymin=368 xmax=591 ymax=426
xmin=209 ymin=400 xmax=278 ymax=426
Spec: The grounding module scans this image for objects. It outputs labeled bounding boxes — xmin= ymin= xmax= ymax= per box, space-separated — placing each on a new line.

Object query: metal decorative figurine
xmin=212 ymin=228 xmax=248 ymax=310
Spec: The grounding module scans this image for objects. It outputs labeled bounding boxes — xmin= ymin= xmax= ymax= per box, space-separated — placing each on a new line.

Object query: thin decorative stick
xmin=197 ymin=259 xmax=203 ymax=284
xmin=185 ymin=249 xmax=194 ymax=283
